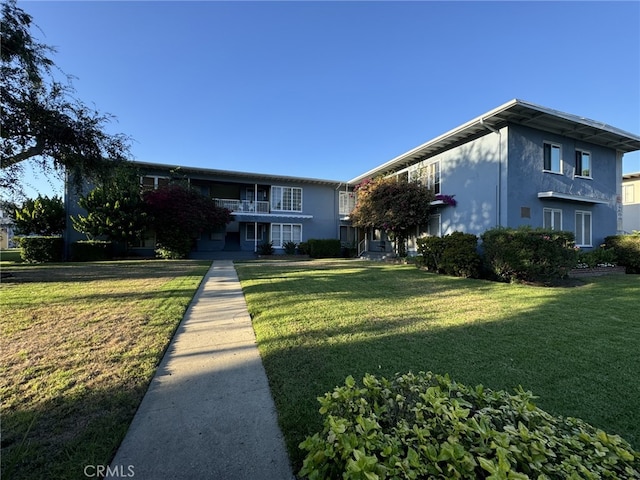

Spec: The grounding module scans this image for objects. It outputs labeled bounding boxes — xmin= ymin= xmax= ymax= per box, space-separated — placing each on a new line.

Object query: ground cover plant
xmin=234 ymin=260 xmax=640 ymax=474
xmin=0 ymin=259 xmax=210 ymax=480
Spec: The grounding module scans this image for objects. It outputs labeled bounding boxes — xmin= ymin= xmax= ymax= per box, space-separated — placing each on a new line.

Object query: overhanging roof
xmin=134 ymin=161 xmax=344 ymax=187
xmin=537 ymin=191 xmax=609 ymax=204
xmin=348 ymin=99 xmax=640 ymax=185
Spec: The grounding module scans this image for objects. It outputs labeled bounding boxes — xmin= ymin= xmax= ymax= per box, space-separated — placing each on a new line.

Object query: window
xmin=623 ymin=184 xmax=635 ymax=204
xmin=271 ymin=186 xmax=302 ymax=212
xmin=271 ymin=223 xmax=302 ymax=247
xmin=141 ymin=175 xmax=170 ymax=190
xmin=426 ymin=162 xmax=441 ymax=194
xmin=339 ymin=191 xmax=356 ymax=215
xmin=575 ymin=150 xmax=591 ymax=177
xmin=543 ymin=208 xmax=562 ymax=231
xmin=246 ymin=223 xmax=266 ymax=242
xmin=543 ymin=143 xmax=562 ymax=173
xmin=427 ymin=214 xmax=441 ymax=237
xmin=575 ymin=211 xmax=592 ymax=247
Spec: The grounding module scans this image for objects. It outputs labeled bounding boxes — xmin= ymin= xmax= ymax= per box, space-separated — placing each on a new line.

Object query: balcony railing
xmin=214 ymin=198 xmax=270 ymax=214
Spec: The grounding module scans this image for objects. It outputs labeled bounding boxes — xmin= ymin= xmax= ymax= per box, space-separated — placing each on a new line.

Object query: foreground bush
xmin=307 ymin=239 xmax=342 ymax=258
xmin=481 ymin=227 xmax=577 ymax=283
xmin=16 ymin=236 xmax=63 ymax=263
xmin=417 ymin=232 xmax=480 ymax=278
xmin=300 ymin=372 xmax=639 ymax=479
xmin=604 ymin=234 xmax=640 ymax=273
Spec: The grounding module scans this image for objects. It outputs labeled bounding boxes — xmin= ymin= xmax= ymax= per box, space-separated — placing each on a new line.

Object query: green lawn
xmin=0 ymin=260 xmax=210 ymax=480
xmin=235 ymin=260 xmax=640 ymax=471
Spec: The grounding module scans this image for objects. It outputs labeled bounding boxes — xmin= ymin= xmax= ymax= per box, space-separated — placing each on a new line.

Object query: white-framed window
xmin=543 ymin=142 xmax=562 ymax=173
xmin=543 ymin=208 xmax=562 ymax=231
xmin=575 ymin=150 xmax=591 ymax=178
xmin=426 ymin=161 xmax=441 ymax=194
xmin=409 ymin=161 xmax=440 ymax=194
xmin=427 ymin=214 xmax=442 ymax=237
xmin=246 ymin=223 xmax=266 ymax=242
xmin=141 ymin=175 xmax=170 ymax=190
xmin=271 ymin=223 xmax=302 ymax=248
xmin=623 ymin=184 xmax=635 ymax=204
xmin=575 ymin=210 xmax=592 ymax=247
xmin=271 ymin=186 xmax=302 ymax=212
xmin=339 ymin=191 xmax=356 ymax=215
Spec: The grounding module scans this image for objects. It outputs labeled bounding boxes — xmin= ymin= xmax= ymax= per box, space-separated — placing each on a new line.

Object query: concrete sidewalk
xmin=107 ymin=260 xmax=294 ymax=480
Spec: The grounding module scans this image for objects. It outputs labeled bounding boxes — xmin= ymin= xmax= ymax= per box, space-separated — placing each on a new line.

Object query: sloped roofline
xmin=348 ymin=99 xmax=640 ymax=185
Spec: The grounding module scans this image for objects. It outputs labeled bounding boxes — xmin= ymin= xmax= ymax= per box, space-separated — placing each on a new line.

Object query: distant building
xmin=622 ymin=173 xmax=640 ymax=233
xmin=0 ymin=206 xmax=16 ymax=249
xmin=65 ymin=99 xmax=640 ymax=257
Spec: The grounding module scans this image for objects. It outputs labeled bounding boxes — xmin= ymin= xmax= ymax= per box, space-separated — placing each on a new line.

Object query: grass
xmin=235 ymin=260 xmax=640 ymax=472
xmin=0 ymin=259 xmax=211 ymax=480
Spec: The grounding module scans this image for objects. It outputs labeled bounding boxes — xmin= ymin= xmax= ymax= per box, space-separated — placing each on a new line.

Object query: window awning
xmin=537 ymin=191 xmax=609 ymax=204
xmin=233 ymin=213 xmax=314 ymax=222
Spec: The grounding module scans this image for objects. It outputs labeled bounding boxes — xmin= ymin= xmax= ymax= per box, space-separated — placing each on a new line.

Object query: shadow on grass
xmin=237 ymin=263 xmax=640 ymax=471
xmin=1 ymin=383 xmax=147 ymax=480
xmin=1 ymin=260 xmax=211 ymax=284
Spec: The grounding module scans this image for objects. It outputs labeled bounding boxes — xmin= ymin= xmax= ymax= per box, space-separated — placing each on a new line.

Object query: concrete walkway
xmin=107 ymin=260 xmax=294 ymax=480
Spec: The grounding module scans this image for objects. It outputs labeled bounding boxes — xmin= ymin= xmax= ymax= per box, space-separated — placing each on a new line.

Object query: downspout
xmin=480 ymin=118 xmax=502 ymax=227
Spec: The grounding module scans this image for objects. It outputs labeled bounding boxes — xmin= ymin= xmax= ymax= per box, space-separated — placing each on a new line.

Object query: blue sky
xmin=17 ymin=0 xmax=640 ymax=198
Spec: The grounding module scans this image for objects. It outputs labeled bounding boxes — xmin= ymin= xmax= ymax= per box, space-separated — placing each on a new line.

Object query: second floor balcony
xmin=214 ymin=198 xmax=270 ymax=214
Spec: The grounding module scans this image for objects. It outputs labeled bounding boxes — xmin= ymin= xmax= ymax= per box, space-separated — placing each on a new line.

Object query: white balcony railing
xmin=214 ymin=199 xmax=270 ymax=214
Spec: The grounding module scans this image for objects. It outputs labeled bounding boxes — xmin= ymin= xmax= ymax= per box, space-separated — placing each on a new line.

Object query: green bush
xmin=481 ymin=227 xmax=577 ymax=283
xmin=576 ymin=246 xmax=618 ymax=268
xmin=70 ymin=240 xmax=114 ymax=262
xmin=283 ymin=241 xmax=298 ymax=255
xmin=16 ymin=236 xmax=63 ymax=263
xmin=307 ymin=239 xmax=342 ymax=258
xmin=604 ymin=235 xmax=640 ymax=273
xmin=297 ymin=241 xmax=310 ymax=255
xmin=299 ymin=372 xmax=639 ymax=480
xmin=416 ymin=233 xmax=480 ymax=278
xmin=258 ymin=242 xmax=274 ymax=255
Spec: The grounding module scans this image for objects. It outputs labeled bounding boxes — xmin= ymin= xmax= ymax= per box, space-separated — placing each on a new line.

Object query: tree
xmin=1 ymin=0 xmax=130 ymax=196
xmin=13 ymin=194 xmax=65 ymax=235
xmin=71 ymin=165 xmax=148 ymax=249
xmin=144 ymin=183 xmax=233 ymax=259
xmin=350 ymin=176 xmax=435 ymax=257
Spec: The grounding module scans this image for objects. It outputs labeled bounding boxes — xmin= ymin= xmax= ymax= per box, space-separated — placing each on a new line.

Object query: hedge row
xmin=15 ymin=236 xmax=64 ymax=263
xmin=300 ymin=372 xmax=639 ymax=479
xmin=417 ymin=227 xmax=579 ymax=283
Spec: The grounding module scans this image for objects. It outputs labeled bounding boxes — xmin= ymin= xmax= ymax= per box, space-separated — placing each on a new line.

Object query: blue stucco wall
xmin=507 ymin=124 xmax=620 ymax=247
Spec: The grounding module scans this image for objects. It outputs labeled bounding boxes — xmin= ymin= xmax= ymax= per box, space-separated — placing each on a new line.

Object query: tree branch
xmin=1 ymin=140 xmax=45 ymax=169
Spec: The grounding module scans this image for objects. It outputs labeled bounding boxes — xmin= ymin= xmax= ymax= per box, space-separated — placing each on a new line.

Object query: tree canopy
xmin=350 ymin=176 xmax=435 ymax=256
xmin=12 ymin=194 xmax=65 ymax=236
xmin=1 ymin=0 xmax=131 ymax=197
xmin=144 ymin=184 xmax=233 ymax=258
xmin=71 ymin=165 xmax=148 ymax=247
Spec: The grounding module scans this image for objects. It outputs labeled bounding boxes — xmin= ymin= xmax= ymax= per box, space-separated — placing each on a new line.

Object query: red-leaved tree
xmin=144 ymin=183 xmax=232 ymax=258
xmin=350 ymin=176 xmax=435 ymax=256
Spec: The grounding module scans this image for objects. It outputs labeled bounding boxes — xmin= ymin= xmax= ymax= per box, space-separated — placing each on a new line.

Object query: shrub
xmin=258 ymin=242 xmax=274 ymax=256
xmin=283 ymin=241 xmax=297 ymax=255
xmin=416 ymin=232 xmax=481 ymax=278
xmin=70 ymin=240 xmax=113 ymax=262
xmin=299 ymin=371 xmax=639 ymax=480
xmin=297 ymin=241 xmax=309 ymax=255
xmin=481 ymin=227 xmax=577 ymax=283
xmin=16 ymin=236 xmax=63 ymax=263
xmin=604 ymin=235 xmax=640 ymax=273
xmin=576 ymin=246 xmax=618 ymax=268
xmin=307 ymin=239 xmax=342 ymax=258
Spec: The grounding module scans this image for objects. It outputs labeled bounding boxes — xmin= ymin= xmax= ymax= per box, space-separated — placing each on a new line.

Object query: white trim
xmin=537 ymin=191 xmax=608 ymax=204
xmin=543 ymin=142 xmax=562 ymax=174
xmin=575 ymin=210 xmax=593 ymax=247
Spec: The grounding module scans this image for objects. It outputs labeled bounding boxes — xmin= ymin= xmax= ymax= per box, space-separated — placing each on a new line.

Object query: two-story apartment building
xmin=65 ymin=99 xmax=640 ymax=257
xmin=346 ymin=99 xmax=640 ymax=254
xmin=65 ymin=162 xmax=346 ymax=257
xmin=623 ymin=173 xmax=640 ymax=233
